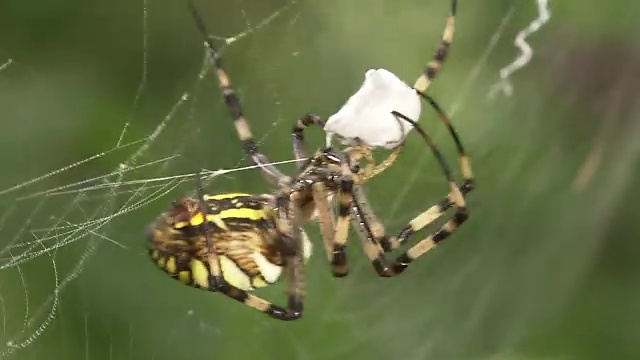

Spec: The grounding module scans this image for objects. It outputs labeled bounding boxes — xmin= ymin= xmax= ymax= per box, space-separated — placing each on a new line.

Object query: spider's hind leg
xmin=401 ymin=93 xmax=475 ymax=228
xmin=348 ymin=178 xmax=469 ymax=277
xmin=345 ymin=110 xmax=470 ymax=277
xmin=209 ymin=190 xmax=306 ymax=321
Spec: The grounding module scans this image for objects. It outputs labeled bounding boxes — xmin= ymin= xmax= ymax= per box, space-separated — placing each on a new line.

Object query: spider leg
xmin=291 ymin=113 xmax=326 ymax=169
xmin=194 ymin=171 xmax=225 ymax=288
xmin=291 ymin=111 xmax=404 ymax=181
xmin=270 ymin=188 xmax=306 ymax=320
xmin=347 ymin=185 xmax=394 ymax=276
xmin=413 ymin=0 xmax=456 ymax=94
xmin=382 ymin=94 xmax=474 ymax=240
xmin=298 ymin=151 xmax=358 ymax=277
xmin=190 ymin=173 xmax=303 ymax=320
xmin=310 ymin=182 xmax=336 ymax=263
xmin=347 ymin=112 xmax=469 ymax=276
xmin=206 ymin=280 xmax=302 ymax=320
xmin=290 ymin=115 xmax=345 ymax=267
xmin=292 ymin=117 xmax=392 ymax=275
xmin=420 ymin=92 xmax=474 ymax=194
xmin=350 ymin=184 xmax=468 ymax=276
xmin=299 ymin=150 xmax=357 ymax=277
xmin=411 ymin=0 xmax=473 ymax=200
xmin=330 ymin=161 xmax=356 ymax=277
xmin=188 ymin=2 xmax=291 ymax=185
xmin=191 ymin=171 xmax=300 ymax=320
xmin=346 ymin=143 xmax=404 ymax=183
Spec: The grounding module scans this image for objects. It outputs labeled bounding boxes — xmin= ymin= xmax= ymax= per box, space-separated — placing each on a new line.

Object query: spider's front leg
xmin=292 ymin=114 xmax=405 ymax=183
xmin=330 ymin=162 xmax=357 ymax=277
xmin=291 ymin=113 xmax=326 ymax=169
xmin=189 ymin=3 xmax=291 ymax=186
xmin=315 ymin=151 xmax=362 ymax=278
xmin=344 ymin=142 xmax=404 ymax=183
xmin=294 ymin=148 xmax=359 ymax=278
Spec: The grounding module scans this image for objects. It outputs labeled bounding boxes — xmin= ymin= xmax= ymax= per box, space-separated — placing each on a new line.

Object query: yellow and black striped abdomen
xmin=147 ymin=194 xmax=287 ymax=291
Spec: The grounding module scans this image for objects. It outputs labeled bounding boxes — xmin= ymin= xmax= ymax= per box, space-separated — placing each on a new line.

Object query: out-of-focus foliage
xmin=0 ymin=1 xmax=638 ymax=359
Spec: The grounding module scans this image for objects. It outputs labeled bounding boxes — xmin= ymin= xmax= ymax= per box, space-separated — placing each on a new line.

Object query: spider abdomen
xmin=148 ymin=193 xmax=311 ymax=292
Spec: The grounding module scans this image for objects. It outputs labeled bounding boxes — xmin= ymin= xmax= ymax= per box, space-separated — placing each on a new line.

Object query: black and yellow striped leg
xmin=389 ymin=183 xmax=468 ymax=274
xmin=418 ymin=91 xmax=474 ymax=195
xmin=340 ymin=185 xmax=395 ymax=276
xmin=308 ymin=163 xmax=358 ymax=277
xmin=388 ymin=111 xmax=468 ymax=274
xmin=206 ymin=245 xmax=303 ymax=321
xmin=330 ymin=164 xmax=355 ymax=277
xmin=310 ymin=182 xmax=337 ymax=263
xmin=350 ymin=185 xmax=469 ymax=277
xmin=346 ymin=111 xmax=469 ymax=276
xmin=345 ymin=143 xmax=404 ymax=183
xmin=270 ymin=190 xmax=306 ymax=320
xmin=413 ymin=0 xmax=457 ymax=94
xmin=385 ymin=183 xmax=470 ymax=251
xmin=399 ymin=0 xmax=468 ymax=233
xmin=192 ymin=171 xmax=301 ymax=320
xmin=194 ymin=171 xmax=225 ymax=289
xmin=201 ymin=190 xmax=306 ymax=321
xmin=214 ymin=282 xmax=299 ymax=320
xmin=348 ymin=186 xmax=395 ymax=277
xmin=186 ymin=258 xmax=301 ymax=320
xmin=291 ymin=113 xmax=326 ymax=170
xmin=381 ymin=93 xmax=475 ymax=244
xmin=189 ymin=2 xmax=291 ymax=185
xmin=411 ymin=0 xmax=470 ymax=203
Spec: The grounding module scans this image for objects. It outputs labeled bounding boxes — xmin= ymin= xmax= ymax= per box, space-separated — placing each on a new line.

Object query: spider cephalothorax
xmin=148 ymin=0 xmax=474 ymax=321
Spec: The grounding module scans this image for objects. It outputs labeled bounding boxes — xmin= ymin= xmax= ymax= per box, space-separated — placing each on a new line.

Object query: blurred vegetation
xmin=1 ymin=0 xmax=639 ymax=359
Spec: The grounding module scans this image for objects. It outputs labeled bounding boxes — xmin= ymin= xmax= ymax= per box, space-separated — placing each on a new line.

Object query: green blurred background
xmin=1 ymin=0 xmax=639 ymax=359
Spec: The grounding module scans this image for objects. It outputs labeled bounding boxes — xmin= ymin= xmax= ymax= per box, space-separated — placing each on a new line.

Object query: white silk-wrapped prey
xmin=324 ymin=68 xmax=421 ymax=149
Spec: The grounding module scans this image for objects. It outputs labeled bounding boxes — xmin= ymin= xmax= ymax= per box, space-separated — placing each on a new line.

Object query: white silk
xmin=324 ymin=68 xmax=421 ymax=149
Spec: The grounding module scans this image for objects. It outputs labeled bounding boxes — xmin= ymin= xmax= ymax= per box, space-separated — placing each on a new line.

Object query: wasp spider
xmin=147 ymin=0 xmax=474 ymax=321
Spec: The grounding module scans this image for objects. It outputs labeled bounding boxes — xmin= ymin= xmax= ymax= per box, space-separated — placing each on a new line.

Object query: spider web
xmin=1 ymin=0 xmax=638 ymax=359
